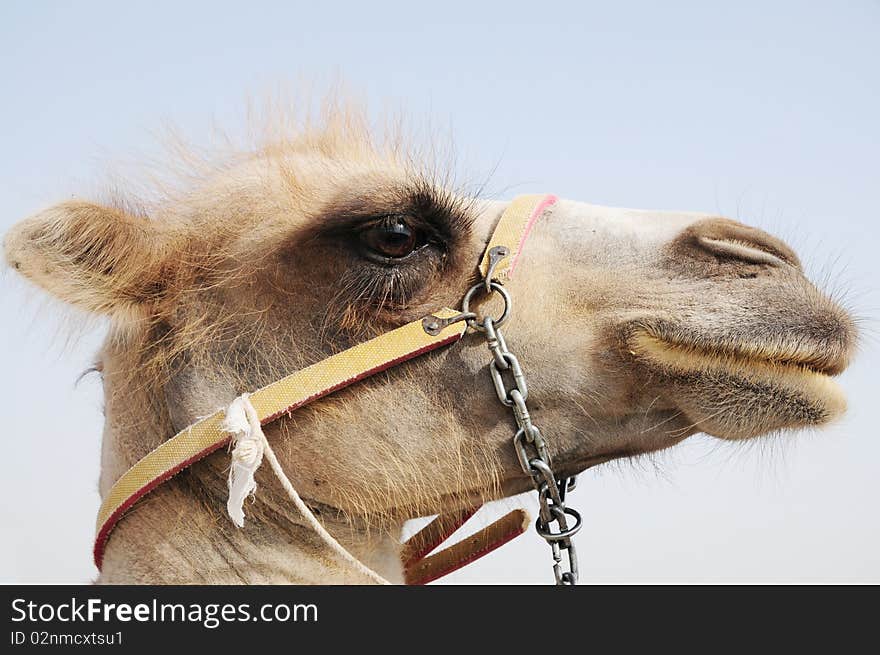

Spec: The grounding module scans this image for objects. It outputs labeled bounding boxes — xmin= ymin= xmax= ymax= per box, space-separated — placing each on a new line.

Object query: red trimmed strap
xmin=404 ymin=509 xmax=531 ymax=585
xmin=93 ymin=327 xmax=465 ymax=569
xmin=401 ymin=508 xmax=480 ymax=569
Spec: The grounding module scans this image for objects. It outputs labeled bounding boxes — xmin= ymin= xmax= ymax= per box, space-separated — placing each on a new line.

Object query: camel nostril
xmin=696 ymin=236 xmax=788 ymax=267
xmin=688 ymin=218 xmax=801 ymax=269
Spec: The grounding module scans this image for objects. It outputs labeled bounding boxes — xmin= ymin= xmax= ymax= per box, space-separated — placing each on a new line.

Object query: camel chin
xmin=629 ymin=332 xmax=848 ymax=441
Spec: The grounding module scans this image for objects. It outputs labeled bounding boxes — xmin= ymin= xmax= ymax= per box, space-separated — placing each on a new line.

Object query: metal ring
xmin=461 ymin=281 xmax=512 ymax=332
xmin=535 ymin=506 xmax=583 ymax=542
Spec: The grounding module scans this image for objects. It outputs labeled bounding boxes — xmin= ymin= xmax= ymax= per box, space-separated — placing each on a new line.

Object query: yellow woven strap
xmin=478 ymin=194 xmax=558 ymax=281
xmin=93 ymin=308 xmax=467 ymax=568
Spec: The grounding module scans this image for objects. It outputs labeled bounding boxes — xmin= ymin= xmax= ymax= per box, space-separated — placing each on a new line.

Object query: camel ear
xmin=4 ymin=200 xmax=169 ymax=317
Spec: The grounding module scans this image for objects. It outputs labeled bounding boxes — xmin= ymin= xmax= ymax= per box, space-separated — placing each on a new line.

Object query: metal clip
xmin=484 ymin=245 xmax=510 ymax=291
xmin=421 ymin=311 xmax=477 ymax=336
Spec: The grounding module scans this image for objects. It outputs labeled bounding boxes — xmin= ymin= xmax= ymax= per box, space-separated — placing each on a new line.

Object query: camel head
xmin=3 ymin=113 xmax=856 ymax=580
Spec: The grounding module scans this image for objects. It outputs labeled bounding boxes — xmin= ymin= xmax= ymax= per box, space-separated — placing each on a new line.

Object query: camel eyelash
xmin=337 ymin=248 xmax=445 ymax=310
xmin=324 ymin=211 xmax=449 ymax=253
xmin=316 ymin=182 xmax=472 ymax=248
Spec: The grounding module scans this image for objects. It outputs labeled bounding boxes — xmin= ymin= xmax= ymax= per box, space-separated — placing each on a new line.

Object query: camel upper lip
xmin=628 ymin=328 xmax=849 ymax=377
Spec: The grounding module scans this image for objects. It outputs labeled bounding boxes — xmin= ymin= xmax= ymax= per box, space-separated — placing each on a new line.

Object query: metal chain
xmin=461 ymin=273 xmax=582 ymax=585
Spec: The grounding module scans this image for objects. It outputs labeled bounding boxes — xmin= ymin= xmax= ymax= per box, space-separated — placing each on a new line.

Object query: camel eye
xmin=360 ymin=219 xmax=422 ymax=261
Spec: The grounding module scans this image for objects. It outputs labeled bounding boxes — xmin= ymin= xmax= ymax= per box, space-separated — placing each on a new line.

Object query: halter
xmin=94 ymin=193 xmax=581 ymax=584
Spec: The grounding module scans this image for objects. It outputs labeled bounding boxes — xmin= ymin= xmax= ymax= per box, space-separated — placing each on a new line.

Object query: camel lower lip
xmin=628 ymin=332 xmax=847 ymax=432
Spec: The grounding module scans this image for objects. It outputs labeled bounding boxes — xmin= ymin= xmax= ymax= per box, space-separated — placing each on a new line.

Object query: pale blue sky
xmin=1 ymin=1 xmax=877 ymax=583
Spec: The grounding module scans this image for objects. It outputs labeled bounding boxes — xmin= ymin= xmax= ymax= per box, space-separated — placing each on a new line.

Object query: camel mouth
xmin=627 ymin=331 xmax=848 ymax=439
xmin=630 ymin=331 xmax=847 ymax=377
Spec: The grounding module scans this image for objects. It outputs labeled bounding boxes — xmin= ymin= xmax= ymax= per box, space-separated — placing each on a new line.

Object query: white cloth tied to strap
xmin=222 ymin=394 xmax=265 ymax=527
xmin=221 ymin=393 xmax=388 ymax=583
